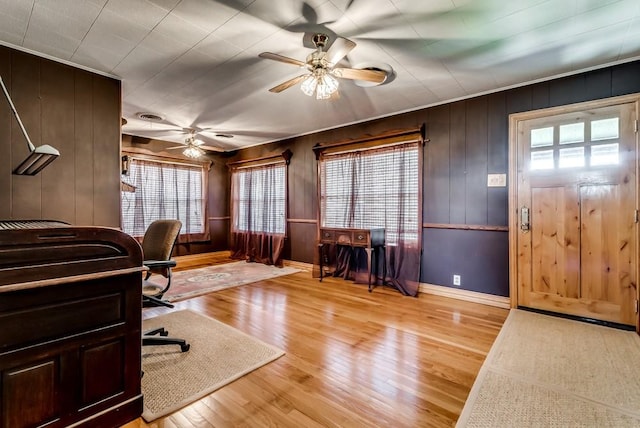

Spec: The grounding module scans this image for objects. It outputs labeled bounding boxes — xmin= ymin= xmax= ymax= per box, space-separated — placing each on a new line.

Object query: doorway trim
xmin=508 ymin=93 xmax=640 ymax=330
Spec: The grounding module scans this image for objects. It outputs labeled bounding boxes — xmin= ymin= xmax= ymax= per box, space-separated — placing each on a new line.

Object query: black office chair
xmin=141 ymin=219 xmax=190 ymax=352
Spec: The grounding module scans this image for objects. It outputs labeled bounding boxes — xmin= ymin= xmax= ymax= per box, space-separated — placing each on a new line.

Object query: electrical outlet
xmin=453 ymin=274 xmax=461 ymax=286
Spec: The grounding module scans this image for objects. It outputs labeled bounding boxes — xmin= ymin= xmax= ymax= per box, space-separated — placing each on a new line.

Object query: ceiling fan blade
xmin=325 ymin=37 xmax=356 ymax=65
xmin=259 ymin=52 xmax=306 ymax=67
xmin=269 ymin=74 xmax=309 ymax=93
xmin=332 ymin=67 xmax=387 ymax=84
xmin=166 ymin=146 xmax=186 ymax=150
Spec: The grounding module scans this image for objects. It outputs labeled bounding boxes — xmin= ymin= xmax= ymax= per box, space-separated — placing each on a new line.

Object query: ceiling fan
xmin=259 ymin=33 xmax=389 ymax=99
xmin=164 ymin=128 xmax=225 ymax=158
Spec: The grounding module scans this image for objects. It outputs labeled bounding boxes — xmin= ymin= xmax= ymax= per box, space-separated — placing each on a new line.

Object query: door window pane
xmin=591 ymin=118 xmax=619 ymax=141
xmin=591 ymin=143 xmax=619 ymax=166
xmin=531 ymin=150 xmax=554 ymax=170
xmin=531 ymin=127 xmax=553 ymax=148
xmin=559 ymin=147 xmax=585 ymax=168
xmin=559 ymin=122 xmax=584 ymax=144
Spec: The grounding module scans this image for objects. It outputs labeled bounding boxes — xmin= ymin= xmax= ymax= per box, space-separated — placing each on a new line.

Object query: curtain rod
xmin=312 ymin=125 xmax=426 ymax=160
xmin=122 ymin=151 xmax=212 ymax=169
xmin=226 ymin=148 xmax=292 ymax=168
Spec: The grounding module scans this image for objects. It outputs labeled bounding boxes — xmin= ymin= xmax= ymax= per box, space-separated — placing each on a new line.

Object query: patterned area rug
xmin=141 ymin=310 xmax=285 ymax=422
xmin=457 ymin=309 xmax=640 ymax=427
xmin=144 ymin=261 xmax=301 ymax=302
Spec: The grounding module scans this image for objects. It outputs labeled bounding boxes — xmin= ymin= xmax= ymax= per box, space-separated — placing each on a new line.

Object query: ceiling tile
xmin=212 ymin=9 xmax=280 ymax=50
xmin=72 ymin=42 xmax=129 ymax=71
xmin=171 ymin=0 xmax=239 ymax=33
xmin=146 ymin=0 xmax=181 ymax=11
xmin=0 ymin=13 xmax=28 ymax=40
xmin=138 ymin=30 xmax=191 ymax=59
xmin=113 ymin=44 xmax=176 ymax=83
xmin=88 ymin=8 xmax=150 ymax=49
xmin=153 ymin=12 xmax=209 ymax=47
xmin=29 ymin=1 xmax=101 ymax=43
xmin=427 ymin=79 xmax=467 ymax=100
xmin=104 ymin=0 xmax=169 ymax=30
xmin=0 ymin=29 xmax=24 ymax=46
xmin=23 ymin=25 xmax=79 ymax=59
xmin=193 ymin=32 xmax=244 ymax=62
xmin=0 ymin=0 xmax=34 ymax=22
xmin=86 ymin=0 xmax=108 ymax=6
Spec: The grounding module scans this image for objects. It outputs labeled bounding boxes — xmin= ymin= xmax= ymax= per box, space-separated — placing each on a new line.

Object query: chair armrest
xmin=144 ymin=259 xmax=177 ymax=269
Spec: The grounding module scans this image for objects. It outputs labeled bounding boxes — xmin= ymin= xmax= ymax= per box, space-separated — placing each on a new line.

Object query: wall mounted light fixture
xmin=121 ymin=155 xmax=130 ymax=175
xmin=0 ymin=76 xmax=59 ymax=175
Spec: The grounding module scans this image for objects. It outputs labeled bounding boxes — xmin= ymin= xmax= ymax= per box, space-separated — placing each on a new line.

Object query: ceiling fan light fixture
xmin=300 ymin=70 xmax=339 ymax=100
xmin=300 ymin=74 xmax=317 ymax=96
xmin=183 ymin=145 xmax=204 ymax=158
xmin=317 ymin=73 xmax=339 ymax=99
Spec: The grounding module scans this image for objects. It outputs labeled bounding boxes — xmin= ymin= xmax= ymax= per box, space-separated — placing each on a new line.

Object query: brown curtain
xmin=120 ymin=158 xmax=210 ymax=243
xmin=230 ymin=162 xmax=286 ymax=267
xmin=319 ymin=142 xmax=422 ymax=296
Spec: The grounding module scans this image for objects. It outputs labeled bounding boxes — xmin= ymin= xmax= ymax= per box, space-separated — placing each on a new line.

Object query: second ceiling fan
xmin=259 ymin=33 xmax=388 ymax=99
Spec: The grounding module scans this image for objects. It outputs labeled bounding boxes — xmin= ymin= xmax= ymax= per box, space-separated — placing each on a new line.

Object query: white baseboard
xmin=419 ymin=283 xmax=510 ymax=309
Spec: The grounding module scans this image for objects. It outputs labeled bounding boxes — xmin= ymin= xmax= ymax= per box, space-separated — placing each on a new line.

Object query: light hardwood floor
xmin=125 ymin=255 xmax=508 ymax=427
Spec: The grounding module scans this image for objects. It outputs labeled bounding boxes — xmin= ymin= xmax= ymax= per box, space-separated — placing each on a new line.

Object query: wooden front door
xmin=510 ymin=96 xmax=639 ymax=327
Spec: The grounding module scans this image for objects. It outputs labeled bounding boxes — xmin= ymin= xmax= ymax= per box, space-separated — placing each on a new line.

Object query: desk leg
xmin=365 ymin=247 xmax=373 ymax=292
xmin=318 ymin=243 xmax=324 ymax=282
xmin=381 ymin=246 xmax=387 ymax=284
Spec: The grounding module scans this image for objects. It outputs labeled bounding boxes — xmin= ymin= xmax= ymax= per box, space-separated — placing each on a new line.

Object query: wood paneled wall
xmin=21 ymin=38 xmax=638 ymax=298
xmin=226 ymin=59 xmax=640 ymax=297
xmin=0 ymin=46 xmax=121 ymax=227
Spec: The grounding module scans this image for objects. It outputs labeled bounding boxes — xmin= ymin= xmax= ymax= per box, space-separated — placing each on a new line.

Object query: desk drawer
xmin=320 ymin=229 xmax=335 ymax=243
xmin=353 ymin=231 xmax=369 ymax=245
xmin=336 ymin=232 xmax=353 ymax=245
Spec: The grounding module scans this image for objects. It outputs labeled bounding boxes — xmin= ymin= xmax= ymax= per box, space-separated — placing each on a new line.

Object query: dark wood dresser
xmin=318 ymin=227 xmax=385 ymax=291
xmin=0 ymin=221 xmax=144 ymax=428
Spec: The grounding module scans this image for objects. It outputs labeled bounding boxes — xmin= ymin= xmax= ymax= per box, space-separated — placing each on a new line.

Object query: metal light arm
xmin=0 ymin=75 xmax=59 ymax=175
xmin=0 ymin=76 xmax=36 ymax=152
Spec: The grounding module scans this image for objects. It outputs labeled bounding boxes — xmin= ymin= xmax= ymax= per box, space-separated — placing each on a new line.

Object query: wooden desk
xmin=318 ymin=227 xmax=385 ymax=292
xmin=0 ymin=222 xmax=143 ymax=428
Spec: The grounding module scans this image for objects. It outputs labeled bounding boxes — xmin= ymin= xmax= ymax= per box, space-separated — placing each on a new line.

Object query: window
xmin=529 ymin=116 xmax=620 ymax=171
xmin=231 ymin=162 xmax=286 ymax=235
xmin=320 ymin=143 xmax=420 ymax=244
xmin=121 ymin=158 xmax=205 ymax=237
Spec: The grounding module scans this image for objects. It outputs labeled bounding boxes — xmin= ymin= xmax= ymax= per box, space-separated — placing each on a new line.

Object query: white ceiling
xmin=1 ymin=0 xmax=640 ymax=151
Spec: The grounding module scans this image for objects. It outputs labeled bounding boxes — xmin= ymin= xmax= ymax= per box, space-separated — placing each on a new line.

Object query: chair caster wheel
xmin=160 ymin=330 xmax=169 ymax=337
xmin=181 ymin=344 xmax=190 ymax=352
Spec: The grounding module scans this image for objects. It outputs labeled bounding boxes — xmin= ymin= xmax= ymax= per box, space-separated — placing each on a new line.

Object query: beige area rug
xmin=141 ymin=309 xmax=285 ymax=422
xmin=144 ymin=261 xmax=301 ymax=302
xmin=457 ymin=309 xmax=640 ymax=427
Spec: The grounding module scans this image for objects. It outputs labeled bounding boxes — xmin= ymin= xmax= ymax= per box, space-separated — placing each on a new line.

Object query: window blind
xmin=320 ymin=143 xmax=420 ymax=244
xmin=232 ymin=162 xmax=286 ymax=234
xmin=121 ymin=158 xmax=205 ymax=237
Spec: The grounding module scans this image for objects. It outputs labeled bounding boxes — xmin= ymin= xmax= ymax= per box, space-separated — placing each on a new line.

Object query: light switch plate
xmin=487 ymin=173 xmax=507 ymax=187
